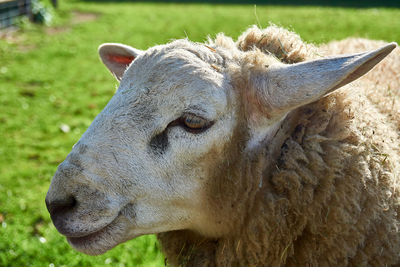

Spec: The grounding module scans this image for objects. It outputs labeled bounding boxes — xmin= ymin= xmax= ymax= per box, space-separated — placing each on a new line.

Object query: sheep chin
xmin=67 ymin=215 xmax=133 ymax=255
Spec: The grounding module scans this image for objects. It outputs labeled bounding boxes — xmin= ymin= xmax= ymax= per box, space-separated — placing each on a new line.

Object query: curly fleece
xmin=158 ymin=26 xmax=400 ymax=266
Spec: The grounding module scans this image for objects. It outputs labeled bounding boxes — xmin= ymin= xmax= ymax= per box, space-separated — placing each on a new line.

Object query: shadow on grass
xmin=78 ymin=0 xmax=400 ymax=8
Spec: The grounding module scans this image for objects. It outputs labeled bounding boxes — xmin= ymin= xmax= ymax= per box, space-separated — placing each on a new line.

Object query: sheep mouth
xmin=66 ymin=214 xmax=130 ymax=255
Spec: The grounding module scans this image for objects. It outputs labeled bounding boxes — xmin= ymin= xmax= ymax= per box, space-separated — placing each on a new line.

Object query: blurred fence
xmin=0 ymin=0 xmax=31 ymax=29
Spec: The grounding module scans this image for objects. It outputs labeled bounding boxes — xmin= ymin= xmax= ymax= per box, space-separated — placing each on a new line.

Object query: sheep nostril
xmin=45 ymin=196 xmax=77 ymax=217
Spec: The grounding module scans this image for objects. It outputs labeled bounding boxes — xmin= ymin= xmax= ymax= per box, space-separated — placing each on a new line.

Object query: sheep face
xmin=46 ymin=36 xmax=396 ymax=256
xmin=45 ymin=41 xmax=239 ymax=255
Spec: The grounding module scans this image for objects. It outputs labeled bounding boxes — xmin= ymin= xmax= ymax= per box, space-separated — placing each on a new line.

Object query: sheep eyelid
xmin=167 ymin=114 xmax=214 ymax=134
xmin=182 ymin=120 xmax=214 ymax=134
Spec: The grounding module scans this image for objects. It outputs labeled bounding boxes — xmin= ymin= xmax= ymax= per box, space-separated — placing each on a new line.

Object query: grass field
xmin=0 ymin=0 xmax=399 ymax=266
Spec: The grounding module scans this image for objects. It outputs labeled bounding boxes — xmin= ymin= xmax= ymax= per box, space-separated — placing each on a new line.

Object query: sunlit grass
xmin=0 ymin=1 xmax=399 ymax=265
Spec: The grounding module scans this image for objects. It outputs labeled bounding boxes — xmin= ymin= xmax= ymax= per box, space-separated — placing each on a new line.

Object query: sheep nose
xmin=45 ymin=196 xmax=77 ymax=218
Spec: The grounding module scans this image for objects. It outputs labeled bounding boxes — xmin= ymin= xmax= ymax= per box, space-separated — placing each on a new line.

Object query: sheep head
xmin=45 ymin=33 xmax=396 ymax=255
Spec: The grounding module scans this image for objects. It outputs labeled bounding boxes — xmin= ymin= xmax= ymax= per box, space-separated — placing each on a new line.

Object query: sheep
xmin=45 ymin=25 xmax=400 ymax=266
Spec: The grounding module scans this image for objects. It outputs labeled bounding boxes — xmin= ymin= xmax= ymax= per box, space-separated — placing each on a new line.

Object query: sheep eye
xmin=167 ymin=113 xmax=213 ymax=134
xmin=181 ymin=114 xmax=212 ymax=133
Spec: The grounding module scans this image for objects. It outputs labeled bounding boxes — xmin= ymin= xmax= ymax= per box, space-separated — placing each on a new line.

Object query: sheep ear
xmin=98 ymin=43 xmax=143 ymax=81
xmin=250 ymin=42 xmax=397 ymax=116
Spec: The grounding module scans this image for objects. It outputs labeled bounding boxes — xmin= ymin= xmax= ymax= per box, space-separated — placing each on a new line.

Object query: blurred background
xmin=0 ymin=0 xmax=399 ymax=266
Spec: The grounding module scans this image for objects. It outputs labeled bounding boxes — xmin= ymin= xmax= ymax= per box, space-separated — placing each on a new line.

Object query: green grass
xmin=0 ymin=1 xmax=399 ymax=266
